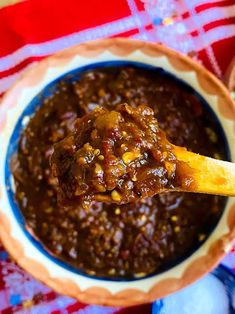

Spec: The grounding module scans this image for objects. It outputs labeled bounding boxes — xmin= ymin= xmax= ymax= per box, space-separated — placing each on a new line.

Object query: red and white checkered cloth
xmin=0 ymin=0 xmax=234 ymax=313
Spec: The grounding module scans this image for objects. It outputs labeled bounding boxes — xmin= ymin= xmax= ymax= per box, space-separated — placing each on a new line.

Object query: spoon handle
xmin=174 ymin=146 xmax=235 ymax=197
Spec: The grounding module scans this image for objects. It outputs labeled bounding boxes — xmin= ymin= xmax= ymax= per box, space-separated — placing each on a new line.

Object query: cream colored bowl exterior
xmin=0 ymin=39 xmax=235 ymax=306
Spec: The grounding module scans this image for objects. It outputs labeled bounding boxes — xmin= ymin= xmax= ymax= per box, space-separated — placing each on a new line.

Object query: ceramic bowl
xmin=0 ymin=38 xmax=235 ymax=306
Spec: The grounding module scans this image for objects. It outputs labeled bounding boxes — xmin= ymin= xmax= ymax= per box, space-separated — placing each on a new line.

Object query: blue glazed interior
xmin=5 ymin=61 xmax=230 ymax=281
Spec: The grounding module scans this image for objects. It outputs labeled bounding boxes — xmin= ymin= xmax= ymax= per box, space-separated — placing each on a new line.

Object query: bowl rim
xmin=5 ymin=59 xmax=231 ymax=283
xmin=0 ymin=38 xmax=235 ymax=306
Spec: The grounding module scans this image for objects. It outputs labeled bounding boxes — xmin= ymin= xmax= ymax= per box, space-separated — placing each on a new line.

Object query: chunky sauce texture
xmin=51 ymin=104 xmax=182 ymax=207
xmin=12 ymin=66 xmax=226 ymax=278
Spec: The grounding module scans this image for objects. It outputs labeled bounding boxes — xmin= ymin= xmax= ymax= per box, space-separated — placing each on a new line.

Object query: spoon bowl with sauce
xmin=51 ymin=103 xmax=235 ymax=209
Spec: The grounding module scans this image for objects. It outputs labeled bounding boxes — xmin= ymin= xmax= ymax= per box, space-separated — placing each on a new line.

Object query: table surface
xmin=0 ymin=0 xmax=234 ymax=313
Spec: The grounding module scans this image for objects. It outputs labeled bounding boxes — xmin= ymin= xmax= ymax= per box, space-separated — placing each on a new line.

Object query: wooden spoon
xmin=94 ymin=147 xmax=234 ymax=204
xmin=52 ymin=103 xmax=234 ymax=207
xmin=173 ymin=146 xmax=234 ymax=196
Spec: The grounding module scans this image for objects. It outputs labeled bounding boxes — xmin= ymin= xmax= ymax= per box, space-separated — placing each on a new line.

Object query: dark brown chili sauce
xmin=12 ymin=66 xmax=226 ymax=278
xmin=51 ymin=104 xmax=183 ymax=208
